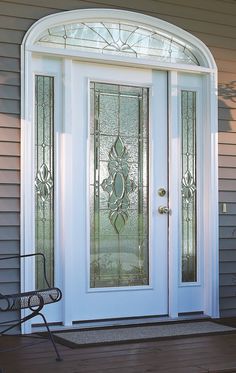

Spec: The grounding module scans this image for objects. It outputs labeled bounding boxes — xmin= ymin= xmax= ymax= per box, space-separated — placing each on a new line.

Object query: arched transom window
xmin=35 ymin=21 xmax=200 ymax=65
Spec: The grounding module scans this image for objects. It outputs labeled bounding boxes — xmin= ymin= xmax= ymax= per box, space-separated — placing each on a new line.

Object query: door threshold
xmin=32 ymin=313 xmax=210 ymax=333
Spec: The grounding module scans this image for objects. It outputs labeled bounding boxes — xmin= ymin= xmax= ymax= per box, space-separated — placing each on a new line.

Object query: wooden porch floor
xmin=1 ymin=332 xmax=236 ymax=372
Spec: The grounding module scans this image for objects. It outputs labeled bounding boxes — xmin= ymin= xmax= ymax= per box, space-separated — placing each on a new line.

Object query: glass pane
xmin=90 ymin=82 xmax=149 ymax=288
xmin=35 ymin=75 xmax=54 ymax=288
xmin=181 ymin=90 xmax=197 ymax=282
xmin=36 ymin=22 xmax=200 ymax=66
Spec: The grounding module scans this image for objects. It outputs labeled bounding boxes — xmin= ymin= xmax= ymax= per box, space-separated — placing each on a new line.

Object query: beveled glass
xmin=181 ymin=90 xmax=197 ymax=282
xmin=90 ymin=82 xmax=149 ymax=288
xmin=36 ymin=22 xmax=200 ymax=65
xmin=35 ymin=75 xmax=54 ymax=288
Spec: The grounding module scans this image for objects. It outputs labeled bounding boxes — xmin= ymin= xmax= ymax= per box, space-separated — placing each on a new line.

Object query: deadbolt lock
xmin=158 ymin=188 xmax=167 ymax=197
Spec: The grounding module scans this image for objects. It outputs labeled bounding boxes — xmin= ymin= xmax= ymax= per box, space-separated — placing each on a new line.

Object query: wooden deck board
xmin=1 ymin=333 xmax=236 ymax=372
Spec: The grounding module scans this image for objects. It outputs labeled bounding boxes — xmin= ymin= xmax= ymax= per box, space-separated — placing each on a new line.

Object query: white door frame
xmin=21 ymin=9 xmax=219 ymax=332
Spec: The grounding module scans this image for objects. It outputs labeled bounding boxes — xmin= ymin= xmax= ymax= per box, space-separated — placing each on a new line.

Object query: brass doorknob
xmin=158 ymin=206 xmax=169 ymax=214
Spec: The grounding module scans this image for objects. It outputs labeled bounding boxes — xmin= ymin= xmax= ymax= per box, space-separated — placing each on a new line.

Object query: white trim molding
xmin=21 ymin=8 xmax=219 ymax=332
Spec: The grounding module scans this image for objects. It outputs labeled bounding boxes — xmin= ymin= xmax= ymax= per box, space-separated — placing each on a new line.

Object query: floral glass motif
xmin=35 ymin=163 xmax=53 ymax=203
xmin=90 ymin=82 xmax=149 ymax=288
xmin=35 ymin=75 xmax=54 ymax=288
xmin=181 ymin=90 xmax=197 ymax=282
xmin=35 ymin=22 xmax=199 ymax=65
xmin=101 ymin=135 xmax=137 ymax=234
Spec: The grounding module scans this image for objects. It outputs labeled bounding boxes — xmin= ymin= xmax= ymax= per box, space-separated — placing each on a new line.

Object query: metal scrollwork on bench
xmin=0 ymin=253 xmax=62 ymax=361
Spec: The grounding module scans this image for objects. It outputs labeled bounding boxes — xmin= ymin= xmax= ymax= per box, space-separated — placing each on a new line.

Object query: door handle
xmin=158 ymin=206 xmax=170 ymax=214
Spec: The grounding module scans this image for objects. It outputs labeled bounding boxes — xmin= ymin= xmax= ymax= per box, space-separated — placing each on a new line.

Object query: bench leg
xmin=38 ymin=312 xmax=62 ymax=361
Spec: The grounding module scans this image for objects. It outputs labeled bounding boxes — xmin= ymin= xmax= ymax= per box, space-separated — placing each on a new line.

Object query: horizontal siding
xmin=0 ymin=43 xmax=20 ymax=59
xmin=220 ymin=227 xmax=236 ymax=239
xmin=219 ymin=72 xmax=236 ymax=316
xmin=219 ymin=144 xmax=236 ymax=156
xmin=218 ymin=8 xmax=236 ymax=315
xmin=220 ymin=250 xmax=236 ymax=262
xmin=0 ymin=171 xmax=20 ymax=184
xmin=0 ymin=156 xmax=20 ymax=170
xmin=0 ymin=99 xmax=20 ymax=114
xmin=220 ymin=239 xmax=236 ymax=250
xmin=0 ymin=2 xmax=60 ymax=19
xmin=220 ymin=182 xmax=236 ymax=194
xmin=210 ymin=47 xmax=236 ymax=62
xmin=0 ymin=185 xmax=20 ymax=197
xmin=0 ymin=0 xmax=22 ymax=324
xmin=217 ymin=60 xmax=236 ymax=74
xmin=0 ymin=282 xmax=19 ymax=294
xmin=219 ymin=168 xmax=236 ymax=180
xmin=0 ymin=212 xmax=19 ymax=225
xmin=0 ymin=72 xmax=20 ymax=87
xmin=220 ymin=215 xmax=236 ymax=227
xmin=0 ymin=0 xmax=235 ymax=323
xmin=0 ymin=15 xmax=34 ymax=31
xmin=219 ymin=121 xmax=236 ymax=133
xmin=0 ymin=240 xmax=20 ymax=253
xmin=220 ymin=286 xmax=236 ymax=298
xmin=0 ymin=29 xmax=25 ymax=44
xmin=219 ymin=97 xmax=236 ymax=110
xmin=87 ymin=0 xmax=236 ymax=27
xmin=0 ymin=309 xmax=19 ymax=330
xmin=1 ymin=0 xmax=236 ymax=13
xmin=220 ymin=262 xmax=236 ymax=274
xmin=0 ymin=198 xmax=20 ymax=211
xmin=219 ymin=179 xmax=236 ymax=191
xmin=0 ymin=57 xmax=19 ymax=72
xmin=219 ymin=108 xmax=236 ymax=121
xmin=0 ymin=268 xmax=19 ymax=282
xmin=219 ymin=309 xmax=236 ymax=317
xmin=220 ymin=298 xmax=236 ymax=310
xmin=193 ymin=32 xmax=236 ymax=50
xmin=0 ymin=256 xmax=19 ymax=269
xmin=220 ymin=274 xmax=236 ymax=286
xmin=218 ymin=72 xmax=236 ymax=85
xmin=219 ymin=193 xmax=236 ymax=204
xmin=219 ymin=156 xmax=236 ymax=168
xmin=0 ymin=226 xmax=20 ymax=240
xmin=0 ymin=86 xmax=20 ymax=100
xmin=0 ymin=127 xmax=20 ymax=141
xmin=0 ymin=114 xmax=20 ymax=127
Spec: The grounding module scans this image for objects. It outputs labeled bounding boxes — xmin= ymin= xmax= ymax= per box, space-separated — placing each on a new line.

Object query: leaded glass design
xmin=181 ymin=90 xmax=197 ymax=282
xmin=35 ymin=22 xmax=199 ymax=65
xmin=35 ymin=75 xmax=54 ymax=288
xmin=90 ymin=82 xmax=149 ymax=288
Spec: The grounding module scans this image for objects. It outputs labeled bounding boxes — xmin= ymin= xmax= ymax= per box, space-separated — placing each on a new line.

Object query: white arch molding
xmin=21 ymin=9 xmax=219 ymax=332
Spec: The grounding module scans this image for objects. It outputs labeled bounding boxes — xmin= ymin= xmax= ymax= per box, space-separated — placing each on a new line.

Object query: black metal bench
xmin=0 ymin=253 xmax=62 ymax=361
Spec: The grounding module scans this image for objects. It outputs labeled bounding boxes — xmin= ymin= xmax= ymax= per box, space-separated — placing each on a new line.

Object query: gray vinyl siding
xmin=217 ymin=29 xmax=236 ymax=315
xmin=0 ymin=0 xmax=235 ymax=319
xmin=0 ymin=1 xmax=21 ymax=326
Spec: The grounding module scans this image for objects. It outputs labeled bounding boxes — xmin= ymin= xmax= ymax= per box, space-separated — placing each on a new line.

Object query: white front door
xmin=63 ymin=61 xmax=168 ymax=321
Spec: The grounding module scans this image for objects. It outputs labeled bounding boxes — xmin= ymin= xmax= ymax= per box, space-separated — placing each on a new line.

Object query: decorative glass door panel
xmin=69 ymin=62 xmax=168 ymax=320
xmin=35 ymin=75 xmax=54 ymax=289
xmin=90 ymin=83 xmax=149 ymax=288
xmin=181 ymin=90 xmax=197 ymax=283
